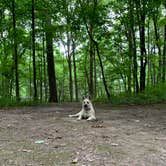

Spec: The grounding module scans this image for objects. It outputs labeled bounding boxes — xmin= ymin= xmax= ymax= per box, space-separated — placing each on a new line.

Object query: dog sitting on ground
xmin=69 ymin=96 xmax=96 ymax=121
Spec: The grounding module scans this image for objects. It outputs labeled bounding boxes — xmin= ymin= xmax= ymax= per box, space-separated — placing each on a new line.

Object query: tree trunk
xmin=89 ymin=24 xmax=94 ymax=98
xmin=67 ymin=33 xmax=73 ymax=102
xmin=86 ymin=25 xmax=110 ymax=99
xmin=43 ymin=33 xmax=47 ymax=102
xmin=84 ymin=53 xmax=90 ymax=94
xmin=45 ymin=18 xmax=58 ymax=102
xmin=126 ymin=28 xmax=132 ymax=93
xmin=152 ymin=46 xmax=157 ymax=85
xmin=147 ymin=19 xmax=151 ymax=87
xmin=139 ymin=21 xmax=147 ymax=91
xmin=12 ymin=0 xmax=19 ymax=101
xmin=163 ymin=25 xmax=166 ymax=82
xmin=94 ymin=48 xmax=97 ymax=98
xmin=95 ymin=42 xmax=110 ymax=99
xmin=136 ymin=0 xmax=147 ymax=91
xmin=130 ymin=0 xmax=139 ymax=93
xmin=39 ymin=56 xmax=43 ymax=102
xmin=162 ymin=4 xmax=166 ymax=82
xmin=153 ymin=15 xmax=162 ymax=82
xmin=72 ymin=39 xmax=78 ymax=101
xmin=32 ymin=0 xmax=37 ymax=100
xmin=67 ymin=57 xmax=73 ymax=101
xmin=132 ymin=27 xmax=139 ymax=93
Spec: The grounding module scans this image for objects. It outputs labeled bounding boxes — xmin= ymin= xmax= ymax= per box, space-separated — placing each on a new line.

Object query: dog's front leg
xmin=69 ymin=110 xmax=82 ymax=118
xmin=87 ymin=116 xmax=96 ymax=121
xmin=77 ymin=114 xmax=82 ymax=120
xmin=69 ymin=113 xmax=79 ymax=118
xmin=77 ymin=110 xmax=84 ymax=120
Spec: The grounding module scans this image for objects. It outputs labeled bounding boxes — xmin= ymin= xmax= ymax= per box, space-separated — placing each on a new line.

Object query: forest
xmin=0 ymin=0 xmax=166 ymax=105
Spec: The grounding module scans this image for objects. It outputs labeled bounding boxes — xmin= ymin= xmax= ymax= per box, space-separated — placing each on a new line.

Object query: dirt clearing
xmin=0 ymin=103 xmax=166 ymax=166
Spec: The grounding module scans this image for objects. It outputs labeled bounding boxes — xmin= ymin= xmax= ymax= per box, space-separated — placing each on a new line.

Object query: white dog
xmin=69 ymin=96 xmax=96 ymax=121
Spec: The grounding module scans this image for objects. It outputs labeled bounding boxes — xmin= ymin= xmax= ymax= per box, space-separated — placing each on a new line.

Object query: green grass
xmin=96 ymin=83 xmax=166 ymax=105
xmin=0 ymin=98 xmax=47 ymax=108
xmin=0 ymin=83 xmax=166 ymax=107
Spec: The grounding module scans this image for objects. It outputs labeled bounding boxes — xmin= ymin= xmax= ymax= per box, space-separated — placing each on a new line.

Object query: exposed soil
xmin=0 ymin=103 xmax=166 ymax=166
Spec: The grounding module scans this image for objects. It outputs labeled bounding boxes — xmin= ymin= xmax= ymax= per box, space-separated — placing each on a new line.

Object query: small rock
xmin=22 ymin=149 xmax=32 ymax=153
xmin=134 ymin=119 xmax=140 ymax=123
xmin=111 ymin=143 xmax=119 ymax=146
xmin=35 ymin=140 xmax=45 ymax=144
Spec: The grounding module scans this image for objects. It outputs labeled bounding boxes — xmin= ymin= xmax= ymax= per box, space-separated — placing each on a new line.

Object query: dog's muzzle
xmin=84 ymin=104 xmax=88 ymax=108
xmin=84 ymin=104 xmax=90 ymax=111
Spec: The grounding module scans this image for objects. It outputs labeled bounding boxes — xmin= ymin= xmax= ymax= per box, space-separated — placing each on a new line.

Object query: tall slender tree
xmin=72 ymin=38 xmax=78 ymax=101
xmin=67 ymin=32 xmax=73 ymax=101
xmin=12 ymin=0 xmax=19 ymax=101
xmin=153 ymin=8 xmax=162 ymax=81
xmin=129 ymin=0 xmax=139 ymax=93
xmin=163 ymin=3 xmax=166 ymax=82
xmin=136 ymin=0 xmax=147 ymax=91
xmin=89 ymin=25 xmax=94 ymax=98
xmin=32 ymin=0 xmax=37 ymax=100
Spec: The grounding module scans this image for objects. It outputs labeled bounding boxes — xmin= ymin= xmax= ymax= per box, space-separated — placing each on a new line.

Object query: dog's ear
xmin=83 ymin=95 xmax=91 ymax=100
xmin=82 ymin=96 xmax=86 ymax=100
xmin=87 ymin=95 xmax=91 ymax=100
xmin=85 ymin=95 xmax=91 ymax=100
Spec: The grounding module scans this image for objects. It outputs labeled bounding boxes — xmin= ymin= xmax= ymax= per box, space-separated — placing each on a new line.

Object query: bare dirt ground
xmin=0 ymin=103 xmax=166 ymax=166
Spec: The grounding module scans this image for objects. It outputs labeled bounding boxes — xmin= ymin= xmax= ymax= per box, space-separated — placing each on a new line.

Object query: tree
xmin=79 ymin=0 xmax=111 ymax=99
xmin=45 ymin=18 xmax=58 ymax=102
xmin=32 ymin=0 xmax=37 ymax=100
xmin=72 ymin=38 xmax=79 ymax=101
xmin=136 ymin=0 xmax=147 ymax=91
xmin=162 ymin=2 xmax=166 ymax=82
xmin=0 ymin=0 xmax=165 ymax=104
xmin=12 ymin=0 xmax=20 ymax=101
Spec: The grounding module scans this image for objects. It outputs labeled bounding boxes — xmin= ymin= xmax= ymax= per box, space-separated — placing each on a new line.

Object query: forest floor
xmin=0 ymin=103 xmax=166 ymax=166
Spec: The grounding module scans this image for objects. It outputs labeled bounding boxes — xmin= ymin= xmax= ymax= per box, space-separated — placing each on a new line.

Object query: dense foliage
xmin=0 ymin=0 xmax=166 ymax=104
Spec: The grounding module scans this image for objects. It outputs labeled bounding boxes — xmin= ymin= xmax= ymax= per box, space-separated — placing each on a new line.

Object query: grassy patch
xmin=0 ymin=83 xmax=166 ymax=107
xmin=95 ymin=83 xmax=166 ymax=105
xmin=0 ymin=97 xmax=47 ymax=108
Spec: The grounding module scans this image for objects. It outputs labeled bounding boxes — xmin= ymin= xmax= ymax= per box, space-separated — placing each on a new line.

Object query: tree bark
xmin=72 ymin=39 xmax=78 ymax=101
xmin=67 ymin=33 xmax=73 ymax=102
xmin=162 ymin=4 xmax=166 ymax=82
xmin=132 ymin=27 xmax=139 ymax=93
xmin=163 ymin=26 xmax=166 ymax=82
xmin=94 ymin=48 xmax=97 ymax=98
xmin=153 ymin=15 xmax=162 ymax=82
xmin=89 ymin=25 xmax=94 ymax=98
xmin=45 ymin=18 xmax=58 ymax=102
xmin=130 ymin=0 xmax=139 ymax=93
xmin=39 ymin=56 xmax=43 ymax=102
xmin=67 ymin=57 xmax=73 ymax=101
xmin=43 ymin=32 xmax=47 ymax=102
xmin=32 ymin=0 xmax=37 ymax=100
xmin=126 ymin=28 xmax=132 ymax=93
xmin=139 ymin=20 xmax=147 ymax=91
xmin=136 ymin=0 xmax=147 ymax=91
xmin=12 ymin=0 xmax=19 ymax=101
